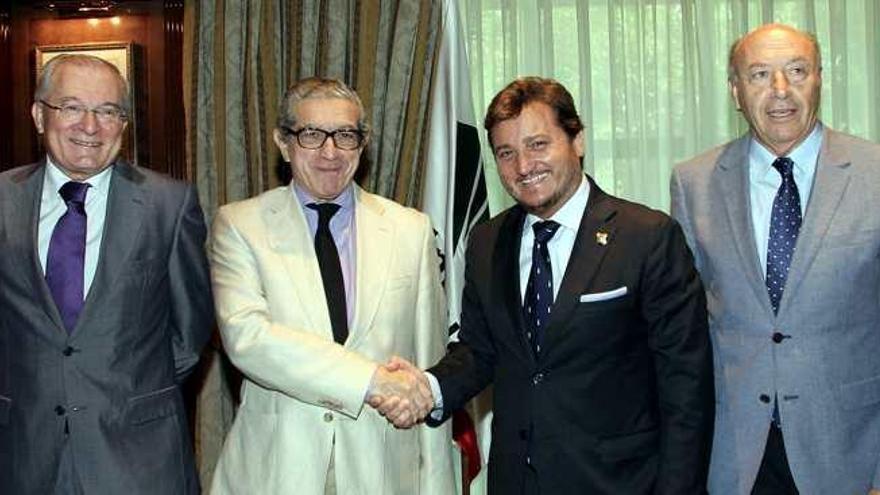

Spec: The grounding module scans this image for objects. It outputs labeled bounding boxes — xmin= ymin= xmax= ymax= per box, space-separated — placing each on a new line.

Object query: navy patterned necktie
xmin=307 ymin=202 xmax=349 ymax=344
xmin=46 ymin=181 xmax=90 ymax=332
xmin=524 ymin=220 xmax=561 ymax=356
xmin=766 ymin=157 xmax=801 ymax=314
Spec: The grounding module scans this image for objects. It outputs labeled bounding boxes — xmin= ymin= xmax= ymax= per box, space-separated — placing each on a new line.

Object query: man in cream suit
xmin=209 ymin=77 xmax=455 ymax=494
xmin=672 ymin=24 xmax=880 ymax=494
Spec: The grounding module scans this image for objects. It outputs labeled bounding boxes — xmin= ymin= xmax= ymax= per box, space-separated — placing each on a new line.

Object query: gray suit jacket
xmin=671 ymin=127 xmax=880 ymax=494
xmin=0 ymin=160 xmax=214 ymax=494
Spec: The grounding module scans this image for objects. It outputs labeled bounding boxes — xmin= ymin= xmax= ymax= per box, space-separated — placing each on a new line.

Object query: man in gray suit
xmin=672 ymin=23 xmax=880 ymax=494
xmin=0 ymin=54 xmax=213 ymax=494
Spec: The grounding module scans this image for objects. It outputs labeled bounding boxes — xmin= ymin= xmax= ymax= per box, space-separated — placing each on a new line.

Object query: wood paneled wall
xmin=0 ymin=1 xmax=186 ymax=179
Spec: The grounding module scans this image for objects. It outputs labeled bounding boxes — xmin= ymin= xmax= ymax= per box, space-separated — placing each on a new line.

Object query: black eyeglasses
xmin=282 ymin=126 xmax=366 ymax=150
xmin=40 ymin=100 xmax=127 ymax=125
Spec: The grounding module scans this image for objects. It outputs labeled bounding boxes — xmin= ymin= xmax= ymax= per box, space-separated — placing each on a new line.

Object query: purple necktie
xmin=46 ymin=181 xmax=90 ymax=332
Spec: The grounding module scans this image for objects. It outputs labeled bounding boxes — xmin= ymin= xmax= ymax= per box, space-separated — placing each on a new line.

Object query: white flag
xmin=425 ymin=1 xmax=488 ymax=334
xmin=424 ymin=0 xmax=491 ymax=493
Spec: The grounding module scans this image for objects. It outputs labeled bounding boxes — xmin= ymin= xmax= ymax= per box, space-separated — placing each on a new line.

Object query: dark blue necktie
xmin=46 ymin=181 xmax=90 ymax=333
xmin=766 ymin=157 xmax=801 ymax=314
xmin=524 ymin=220 xmax=560 ymax=356
xmin=307 ymin=202 xmax=348 ymax=344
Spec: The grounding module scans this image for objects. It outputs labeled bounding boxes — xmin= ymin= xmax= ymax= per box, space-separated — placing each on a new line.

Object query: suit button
xmin=532 ymin=373 xmax=544 ymax=385
xmin=55 ymin=405 xmax=66 ymax=416
xmin=519 ymin=429 xmax=528 ymax=440
xmin=62 ymin=346 xmax=74 ymax=356
xmin=759 ymin=394 xmax=771 ymax=404
xmin=772 ymin=332 xmax=785 ymax=343
xmin=323 ymin=412 xmax=333 ymax=423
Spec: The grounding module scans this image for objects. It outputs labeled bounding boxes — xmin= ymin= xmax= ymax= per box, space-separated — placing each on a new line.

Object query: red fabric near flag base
xmin=452 ymin=409 xmax=481 ymax=483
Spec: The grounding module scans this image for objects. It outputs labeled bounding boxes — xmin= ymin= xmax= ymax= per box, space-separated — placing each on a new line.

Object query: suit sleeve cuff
xmin=425 ymin=371 xmax=444 ymax=420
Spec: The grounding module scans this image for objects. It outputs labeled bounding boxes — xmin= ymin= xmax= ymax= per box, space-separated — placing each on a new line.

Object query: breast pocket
xmin=823 ymin=227 xmax=880 ymax=251
xmin=569 ymin=291 xmax=640 ymax=351
xmin=575 ymin=292 xmax=634 ymax=315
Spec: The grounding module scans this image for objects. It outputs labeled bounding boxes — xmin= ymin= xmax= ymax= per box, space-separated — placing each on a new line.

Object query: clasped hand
xmin=366 ymin=356 xmax=432 ymax=428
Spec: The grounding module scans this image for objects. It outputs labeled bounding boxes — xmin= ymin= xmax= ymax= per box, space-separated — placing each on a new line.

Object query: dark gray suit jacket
xmin=0 ymin=160 xmax=214 ymax=494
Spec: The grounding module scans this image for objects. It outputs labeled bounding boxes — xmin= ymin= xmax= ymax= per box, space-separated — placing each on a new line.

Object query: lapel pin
xmin=596 ymin=231 xmax=609 ymax=246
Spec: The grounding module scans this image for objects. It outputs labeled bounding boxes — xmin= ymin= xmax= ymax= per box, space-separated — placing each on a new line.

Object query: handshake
xmin=365 ymin=356 xmax=435 ymax=429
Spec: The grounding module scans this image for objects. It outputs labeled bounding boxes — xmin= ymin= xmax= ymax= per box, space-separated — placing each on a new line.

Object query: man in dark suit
xmin=0 ymin=54 xmax=213 ymax=494
xmin=377 ymin=77 xmax=715 ymax=494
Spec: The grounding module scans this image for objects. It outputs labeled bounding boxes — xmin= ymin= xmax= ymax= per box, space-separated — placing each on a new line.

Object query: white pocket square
xmin=579 ymin=286 xmax=628 ymax=303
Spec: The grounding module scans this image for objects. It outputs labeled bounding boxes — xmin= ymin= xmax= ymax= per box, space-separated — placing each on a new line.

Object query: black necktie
xmin=46 ymin=181 xmax=90 ymax=333
xmin=307 ymin=203 xmax=348 ymax=344
xmin=766 ymin=157 xmax=801 ymax=314
xmin=524 ymin=220 xmax=561 ymax=356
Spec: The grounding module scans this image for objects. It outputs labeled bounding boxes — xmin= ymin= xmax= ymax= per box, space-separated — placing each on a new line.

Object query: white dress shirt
xmin=518 ymin=174 xmax=590 ymax=303
xmin=38 ymin=159 xmax=113 ymax=297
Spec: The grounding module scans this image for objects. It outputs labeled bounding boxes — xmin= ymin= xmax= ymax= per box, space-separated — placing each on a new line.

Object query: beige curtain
xmin=461 ymin=0 xmax=880 ymax=214
xmin=183 ymin=0 xmax=442 ymax=487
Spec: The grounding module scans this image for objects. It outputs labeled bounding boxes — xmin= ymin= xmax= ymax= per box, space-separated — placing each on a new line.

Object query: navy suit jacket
xmin=428 ymin=177 xmax=715 ymax=494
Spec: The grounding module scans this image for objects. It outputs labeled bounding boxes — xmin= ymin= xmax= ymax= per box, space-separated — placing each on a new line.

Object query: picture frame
xmin=34 ymin=42 xmax=139 ymax=164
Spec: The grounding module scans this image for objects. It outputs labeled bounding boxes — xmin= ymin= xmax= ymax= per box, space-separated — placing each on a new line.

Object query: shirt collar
xmin=749 ymin=123 xmax=824 ymax=177
xmin=44 ymin=156 xmax=114 ymax=200
xmin=291 ymin=181 xmax=355 ymax=212
xmin=524 ymin=173 xmax=590 ymax=233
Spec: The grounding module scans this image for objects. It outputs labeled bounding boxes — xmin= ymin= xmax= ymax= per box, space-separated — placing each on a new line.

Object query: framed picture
xmin=34 ymin=42 xmax=139 ymax=163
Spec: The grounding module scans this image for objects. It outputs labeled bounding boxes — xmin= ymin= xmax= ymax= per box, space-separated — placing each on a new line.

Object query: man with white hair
xmin=0 ymin=54 xmax=213 ymax=494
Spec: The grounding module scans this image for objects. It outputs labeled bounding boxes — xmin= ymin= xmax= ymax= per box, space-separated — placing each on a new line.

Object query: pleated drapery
xmin=461 ymin=0 xmax=880 ymax=213
xmin=185 ymin=0 xmax=442 ymax=221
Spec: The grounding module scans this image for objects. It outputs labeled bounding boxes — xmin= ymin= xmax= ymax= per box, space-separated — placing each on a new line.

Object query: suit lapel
xmin=780 ymin=129 xmax=851 ymax=313
xmin=716 ymin=137 xmax=772 ymax=313
xmin=542 ymin=179 xmax=617 ymax=356
xmin=348 ymin=187 xmax=392 ymax=349
xmin=263 ymin=187 xmax=333 ymax=339
xmin=10 ymin=162 xmax=68 ymax=336
xmin=491 ymin=206 xmax=535 ymax=365
xmin=75 ymin=161 xmax=146 ymax=335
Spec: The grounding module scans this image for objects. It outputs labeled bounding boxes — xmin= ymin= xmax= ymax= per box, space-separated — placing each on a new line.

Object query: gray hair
xmin=35 ymin=54 xmax=131 ymax=115
xmin=727 ymin=23 xmax=822 ymax=82
xmin=276 ymin=77 xmax=369 ymax=135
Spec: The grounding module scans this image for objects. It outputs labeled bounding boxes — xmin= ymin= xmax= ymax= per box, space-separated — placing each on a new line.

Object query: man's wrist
xmin=424 ymin=371 xmax=444 ymax=419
